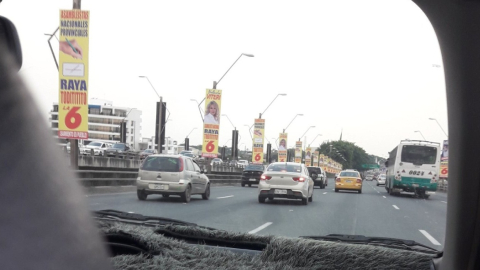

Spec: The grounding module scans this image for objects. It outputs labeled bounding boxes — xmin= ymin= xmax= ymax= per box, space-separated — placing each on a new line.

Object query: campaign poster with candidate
xmin=314 ymin=151 xmax=319 ymax=166
xmin=58 ymin=10 xmax=90 ymax=140
xmin=295 ymin=141 xmax=302 ymax=163
xmin=252 ymin=119 xmax=265 ymax=164
xmin=305 ymin=147 xmax=312 ymax=166
xmin=440 ymin=140 xmax=449 ymax=178
xmin=278 ymin=133 xmax=288 ymax=162
xmin=202 ymin=89 xmax=222 ymax=157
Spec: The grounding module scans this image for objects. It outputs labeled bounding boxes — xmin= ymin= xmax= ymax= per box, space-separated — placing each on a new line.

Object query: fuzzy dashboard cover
xmin=99 ymin=221 xmax=433 ymax=270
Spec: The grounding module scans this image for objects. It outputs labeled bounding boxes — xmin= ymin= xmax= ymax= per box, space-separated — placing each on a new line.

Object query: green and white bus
xmin=385 ymin=140 xmax=441 ymax=199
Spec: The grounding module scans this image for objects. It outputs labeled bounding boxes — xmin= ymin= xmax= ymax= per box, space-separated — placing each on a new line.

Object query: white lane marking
xmin=419 ymin=230 xmax=441 ymax=246
xmin=248 ymin=222 xmax=273 ymax=234
xmin=217 ymin=195 xmax=234 ymax=199
xmin=377 ymin=191 xmax=380 ymax=193
xmin=441 ymin=201 xmax=447 ymax=203
xmin=128 ymin=211 xmax=134 ymax=213
xmin=392 ymin=205 xmax=400 ymax=210
xmin=323 ymin=192 xmax=327 ymax=194
xmin=383 ymin=196 xmax=386 ymax=198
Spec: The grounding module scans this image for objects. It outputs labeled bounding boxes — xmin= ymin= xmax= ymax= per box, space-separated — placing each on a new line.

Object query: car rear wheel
xmin=181 ymin=185 xmax=191 ymax=203
xmin=258 ymin=196 xmax=266 ymax=203
xmin=202 ymin=184 xmax=210 ymax=200
xmin=302 ymin=197 xmax=308 ymax=205
xmin=162 ymin=194 xmax=169 ymax=198
xmin=308 ymin=192 xmax=313 ymax=202
xmin=320 ymin=181 xmax=325 ymax=189
xmin=358 ymin=189 xmax=362 ymax=194
xmin=137 ymin=190 xmax=147 ymax=201
xmin=335 ymin=189 xmax=339 ymax=193
xmin=241 ymin=183 xmax=245 ymax=187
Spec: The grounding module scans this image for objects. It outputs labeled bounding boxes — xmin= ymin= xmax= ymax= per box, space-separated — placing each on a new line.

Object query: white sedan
xmin=258 ymin=162 xmax=314 ymax=205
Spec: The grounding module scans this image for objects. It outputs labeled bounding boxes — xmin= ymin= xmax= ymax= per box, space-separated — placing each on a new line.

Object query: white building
xmin=49 ymin=98 xmax=143 ymax=150
xmin=139 ymin=136 xmax=181 ymax=154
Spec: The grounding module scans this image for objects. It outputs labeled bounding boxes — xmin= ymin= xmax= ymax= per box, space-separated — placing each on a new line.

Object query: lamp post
xmin=258 ymin=93 xmax=287 ymax=119
xmin=309 ymin=134 xmax=323 ymax=146
xmin=139 ymin=76 xmax=164 ymax=153
xmin=414 ymin=130 xmax=426 ymax=140
xmin=283 ymin=114 xmax=303 ymax=133
xmin=190 ymin=99 xmax=204 ymax=122
xmin=428 ymin=118 xmax=448 ymax=137
xmin=184 ymin=127 xmax=197 ymax=151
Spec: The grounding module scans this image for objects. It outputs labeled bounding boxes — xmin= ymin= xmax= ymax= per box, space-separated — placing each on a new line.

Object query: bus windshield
xmin=401 ymin=145 xmax=437 ymax=165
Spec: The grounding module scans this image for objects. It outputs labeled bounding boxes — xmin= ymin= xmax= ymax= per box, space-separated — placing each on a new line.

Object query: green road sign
xmin=361 ymin=164 xmax=380 ymax=169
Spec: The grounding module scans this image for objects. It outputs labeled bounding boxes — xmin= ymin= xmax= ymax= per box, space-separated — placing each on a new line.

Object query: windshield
xmin=88 ymin=142 xmax=102 ymax=147
xmin=141 ymin=156 xmax=180 ymax=172
xmin=20 ymin=0 xmax=449 ymax=256
xmin=245 ymin=165 xmax=264 ymax=171
xmin=112 ymin=144 xmax=125 ymax=149
xmin=267 ymin=163 xmax=302 ymax=173
xmin=340 ymin=171 xmax=360 ymax=177
xmin=401 ymin=145 xmax=437 ymax=165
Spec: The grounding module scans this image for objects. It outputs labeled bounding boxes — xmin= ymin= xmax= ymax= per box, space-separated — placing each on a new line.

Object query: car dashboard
xmin=98 ymin=220 xmax=437 ymax=270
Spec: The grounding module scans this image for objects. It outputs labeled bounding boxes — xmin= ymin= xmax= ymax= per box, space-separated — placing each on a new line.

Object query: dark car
xmin=139 ymin=149 xmax=157 ymax=160
xmin=105 ymin=143 xmax=133 ymax=158
xmin=307 ymin=166 xmax=326 ymax=189
xmin=241 ymin=164 xmax=265 ymax=187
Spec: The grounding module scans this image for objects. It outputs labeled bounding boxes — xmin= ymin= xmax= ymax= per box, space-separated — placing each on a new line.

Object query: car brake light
xmin=260 ymin=174 xmax=272 ymax=180
xmin=336 ymin=178 xmax=341 ymax=182
xmin=178 ymin=158 xmax=184 ymax=172
xmin=292 ymin=177 xmax=305 ymax=182
xmin=356 ymin=178 xmax=362 ymax=183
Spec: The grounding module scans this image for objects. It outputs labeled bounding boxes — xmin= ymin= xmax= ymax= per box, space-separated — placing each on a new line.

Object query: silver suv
xmin=136 ymin=154 xmax=210 ymax=203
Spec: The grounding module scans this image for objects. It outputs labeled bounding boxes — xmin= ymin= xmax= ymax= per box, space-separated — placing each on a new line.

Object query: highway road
xmin=87 ymin=178 xmax=447 ymax=249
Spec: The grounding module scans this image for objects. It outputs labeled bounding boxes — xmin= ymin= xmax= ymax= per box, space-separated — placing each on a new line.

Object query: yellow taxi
xmin=335 ymin=169 xmax=363 ymax=193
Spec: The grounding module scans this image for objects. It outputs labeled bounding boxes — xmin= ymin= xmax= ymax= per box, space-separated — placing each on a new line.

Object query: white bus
xmin=385 ymin=140 xmax=441 ymax=199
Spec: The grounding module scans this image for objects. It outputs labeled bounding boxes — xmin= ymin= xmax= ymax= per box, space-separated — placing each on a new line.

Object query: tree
xmin=316 ymin=140 xmax=371 ymax=171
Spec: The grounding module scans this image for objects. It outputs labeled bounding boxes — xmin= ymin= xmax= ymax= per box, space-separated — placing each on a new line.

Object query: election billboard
xmin=252 ymin=119 xmax=265 ymax=164
xmin=58 ymin=9 xmax=90 ymax=140
xmin=295 ymin=141 xmax=302 ymax=163
xmin=440 ymin=140 xmax=449 ymax=178
xmin=202 ymin=89 xmax=222 ymax=157
xmin=305 ymin=147 xmax=312 ymax=166
xmin=278 ymin=133 xmax=288 ymax=162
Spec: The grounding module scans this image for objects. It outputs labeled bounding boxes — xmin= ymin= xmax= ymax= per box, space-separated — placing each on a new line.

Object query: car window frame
xmin=185 ymin=158 xmax=194 ymax=171
xmin=192 ymin=161 xmax=201 ymax=172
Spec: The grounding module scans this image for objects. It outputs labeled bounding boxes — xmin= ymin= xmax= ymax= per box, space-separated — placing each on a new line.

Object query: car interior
xmin=1 ymin=0 xmax=480 ymax=269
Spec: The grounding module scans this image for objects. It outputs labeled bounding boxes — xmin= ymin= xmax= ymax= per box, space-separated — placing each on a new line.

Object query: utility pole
xmin=69 ymin=0 xmax=81 ymax=169
xmin=157 ymin=98 xmax=163 ymax=153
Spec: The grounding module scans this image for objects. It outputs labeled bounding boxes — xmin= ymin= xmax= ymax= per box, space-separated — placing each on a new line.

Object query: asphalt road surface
xmin=87 ymin=178 xmax=447 ymax=249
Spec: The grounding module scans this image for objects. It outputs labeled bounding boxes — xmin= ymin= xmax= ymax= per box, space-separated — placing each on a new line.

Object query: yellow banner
xmin=305 ymin=147 xmax=312 ymax=166
xmin=295 ymin=141 xmax=302 ymax=163
xmin=202 ymin=89 xmax=222 ymax=157
xmin=252 ymin=119 xmax=265 ymax=164
xmin=314 ymin=151 xmax=319 ymax=167
xmin=278 ymin=133 xmax=288 ymax=162
xmin=58 ymin=10 xmax=90 ymax=140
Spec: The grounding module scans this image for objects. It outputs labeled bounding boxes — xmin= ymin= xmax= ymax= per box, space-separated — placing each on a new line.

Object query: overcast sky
xmin=1 ymin=0 xmax=448 ymax=157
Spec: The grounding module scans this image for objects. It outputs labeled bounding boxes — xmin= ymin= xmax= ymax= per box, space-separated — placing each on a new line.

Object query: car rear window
xmin=245 ymin=165 xmax=264 ymax=171
xmin=141 ymin=156 xmax=180 ymax=172
xmin=340 ymin=171 xmax=360 ymax=177
xmin=307 ymin=167 xmax=320 ymax=173
xmin=267 ymin=164 xmax=302 ymax=173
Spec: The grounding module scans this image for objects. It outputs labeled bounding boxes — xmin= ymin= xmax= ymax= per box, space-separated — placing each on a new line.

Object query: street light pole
xmin=299 ymin=126 xmax=316 ymax=141
xmin=414 ymin=130 xmax=426 ymax=140
xmin=186 ymin=127 xmax=197 ymax=138
xmin=259 ymin=93 xmax=287 ymax=119
xmin=139 ymin=76 xmax=163 ymax=153
xmin=283 ymin=114 xmax=303 ymax=133
xmin=428 ymin=118 xmax=448 ymax=137
xmin=190 ymin=99 xmax=204 ymax=122
xmin=309 ymin=134 xmax=323 ymax=146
